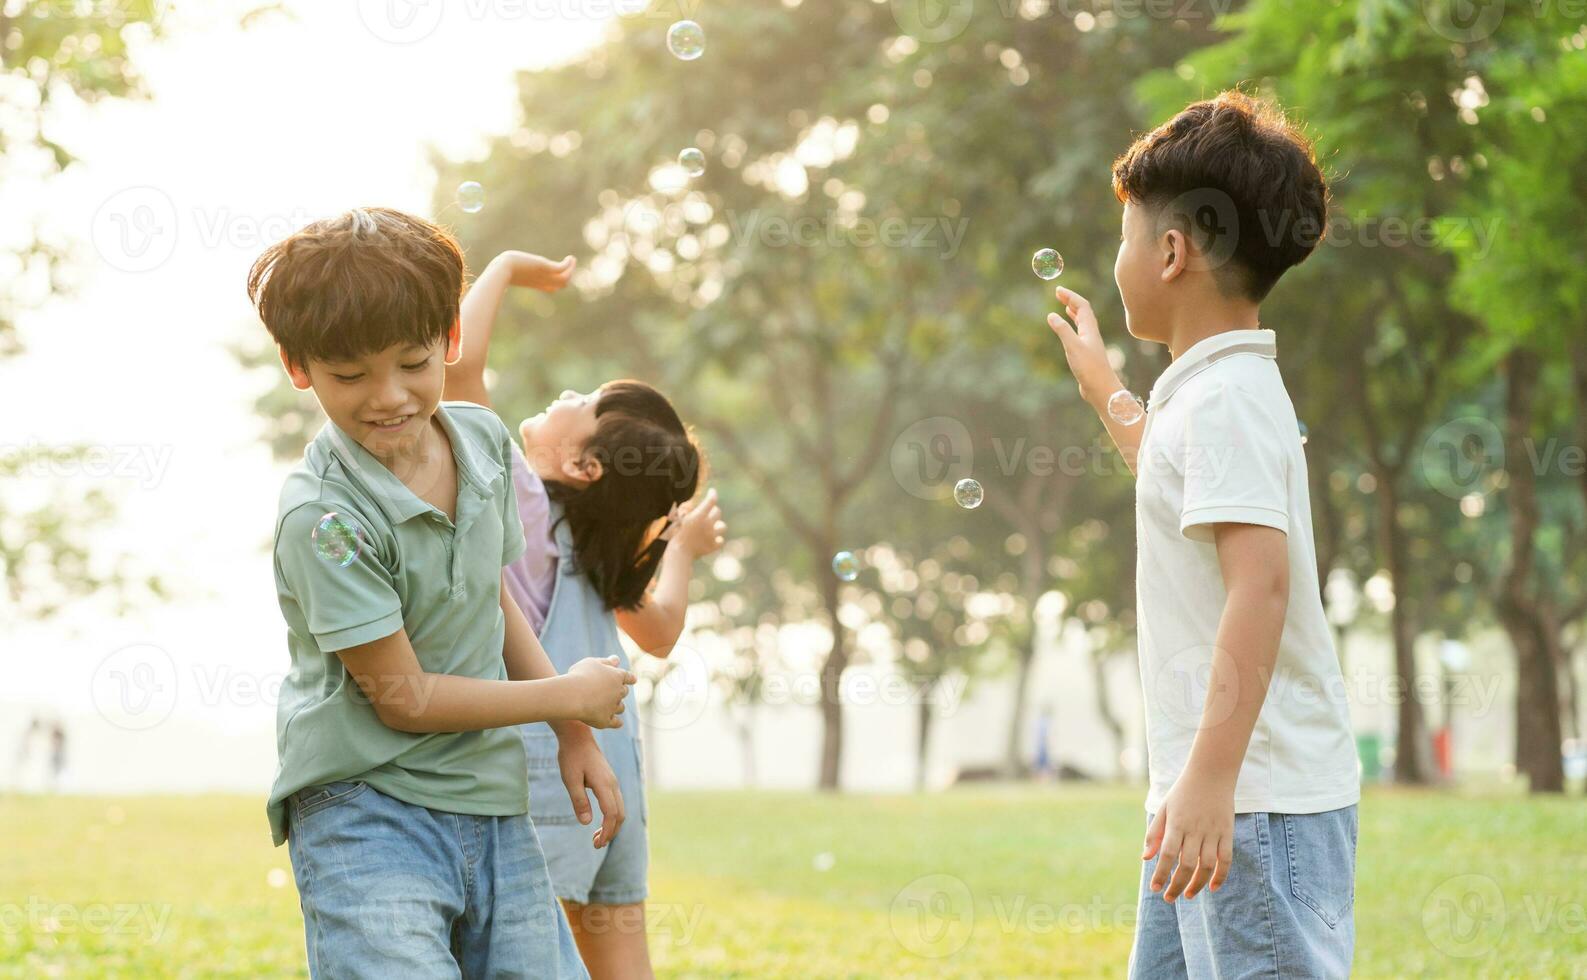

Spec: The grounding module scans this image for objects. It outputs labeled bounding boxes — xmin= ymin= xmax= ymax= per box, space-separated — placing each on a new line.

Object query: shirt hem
xmin=1144 ymin=785 xmax=1361 ymax=816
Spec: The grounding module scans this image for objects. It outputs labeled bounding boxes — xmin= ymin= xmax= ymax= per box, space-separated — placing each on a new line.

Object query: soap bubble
xmin=678 ymin=147 xmax=706 ymax=177
xmin=1031 ymin=248 xmax=1064 ymax=280
xmin=313 ymin=512 xmax=365 ymax=568
xmin=953 ymin=478 xmax=984 ymax=509
xmin=667 ymin=20 xmax=705 ymax=60
xmin=832 ymin=551 xmax=860 ymax=582
xmin=1106 ymin=390 xmax=1145 ymax=426
xmin=457 ymin=181 xmax=485 ymax=214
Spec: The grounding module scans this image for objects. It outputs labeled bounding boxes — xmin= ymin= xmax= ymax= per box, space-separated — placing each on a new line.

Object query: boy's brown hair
xmin=1111 ymin=90 xmax=1330 ymax=302
xmin=248 ymin=207 xmax=465 ymax=368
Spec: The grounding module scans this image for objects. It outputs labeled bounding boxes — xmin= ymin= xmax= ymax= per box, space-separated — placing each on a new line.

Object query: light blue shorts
xmin=522 ymin=726 xmax=650 ymax=907
xmin=1128 ymin=805 xmax=1358 ymax=979
xmin=286 ymin=780 xmax=589 ymax=980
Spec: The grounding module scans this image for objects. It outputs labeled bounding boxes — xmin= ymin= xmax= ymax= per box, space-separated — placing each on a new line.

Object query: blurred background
xmin=3 ymin=0 xmax=1585 ymax=975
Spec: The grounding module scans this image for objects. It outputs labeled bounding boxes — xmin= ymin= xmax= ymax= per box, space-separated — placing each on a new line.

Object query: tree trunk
xmin=1497 ymin=349 xmax=1566 ymax=793
xmin=817 ymin=566 xmax=846 ymax=790
xmin=916 ymin=694 xmax=934 ymax=792
xmin=1002 ymin=545 xmax=1046 ymax=778
xmin=1374 ymin=470 xmax=1433 ymax=783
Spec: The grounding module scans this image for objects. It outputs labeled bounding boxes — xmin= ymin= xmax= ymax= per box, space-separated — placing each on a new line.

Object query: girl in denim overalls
xmin=445 ymin=250 xmax=726 ymax=980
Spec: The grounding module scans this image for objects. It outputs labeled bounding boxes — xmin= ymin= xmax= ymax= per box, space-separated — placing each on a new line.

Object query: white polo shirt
xmin=1134 ymin=329 xmax=1359 ymax=815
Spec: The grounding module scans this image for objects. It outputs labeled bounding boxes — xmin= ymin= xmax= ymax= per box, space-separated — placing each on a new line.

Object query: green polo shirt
xmin=266 ymin=402 xmax=529 ymax=846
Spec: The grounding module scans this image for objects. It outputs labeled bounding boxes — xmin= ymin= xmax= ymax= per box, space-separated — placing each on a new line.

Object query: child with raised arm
xmin=253 ymin=208 xmax=635 ymax=979
xmin=1046 ymin=93 xmax=1360 ymax=978
xmin=444 ymin=249 xmax=727 ymax=980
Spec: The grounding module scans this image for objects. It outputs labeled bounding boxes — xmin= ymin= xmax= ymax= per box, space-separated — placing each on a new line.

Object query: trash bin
xmin=1357 ymin=733 xmax=1382 ymax=782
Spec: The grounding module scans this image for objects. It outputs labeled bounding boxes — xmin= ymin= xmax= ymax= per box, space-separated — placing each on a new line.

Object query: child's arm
xmin=444 ymin=251 xmax=576 ymax=407
xmin=1145 ymin=522 xmax=1288 ymax=903
xmin=333 ymin=624 xmax=634 ymax=733
xmin=1046 ymin=286 xmax=1144 ymax=475
xmin=614 ymin=488 xmax=727 ymax=657
xmin=499 ymin=571 xmax=628 ymax=849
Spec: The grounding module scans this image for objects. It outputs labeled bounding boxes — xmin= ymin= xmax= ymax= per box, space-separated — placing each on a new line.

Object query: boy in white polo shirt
xmin=1045 ymin=91 xmax=1360 ymax=978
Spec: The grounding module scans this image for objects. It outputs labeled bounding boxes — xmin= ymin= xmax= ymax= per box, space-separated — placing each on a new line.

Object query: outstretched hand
xmin=1046 ymin=285 xmax=1122 ymax=408
xmin=494 ymin=251 xmax=576 ymax=292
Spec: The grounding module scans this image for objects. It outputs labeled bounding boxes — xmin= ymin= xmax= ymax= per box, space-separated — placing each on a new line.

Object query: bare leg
xmin=561 ymin=900 xmax=655 ymax=980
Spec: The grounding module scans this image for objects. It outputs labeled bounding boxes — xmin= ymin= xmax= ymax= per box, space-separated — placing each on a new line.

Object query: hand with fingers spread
xmin=1144 ymin=771 xmax=1236 ymax=904
xmin=565 ymin=655 xmax=636 ymax=729
xmin=1046 ymin=285 xmax=1125 ymax=409
xmin=554 ymin=726 xmax=626 ymax=849
xmin=494 ymin=250 xmax=576 ymax=292
xmin=670 ymin=487 xmax=727 ymax=560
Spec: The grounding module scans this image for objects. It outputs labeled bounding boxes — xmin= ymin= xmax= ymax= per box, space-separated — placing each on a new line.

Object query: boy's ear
xmin=1160 ymin=227 xmax=1189 ymax=283
xmin=278 ymin=347 xmax=313 ymax=391
xmin=444 ymin=317 xmax=463 ymax=366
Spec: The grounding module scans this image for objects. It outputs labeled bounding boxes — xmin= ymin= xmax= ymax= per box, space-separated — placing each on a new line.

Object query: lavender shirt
xmin=502 ymin=445 xmax=559 ymax=633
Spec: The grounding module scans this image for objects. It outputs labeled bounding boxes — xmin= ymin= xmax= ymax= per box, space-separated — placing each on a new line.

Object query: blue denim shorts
xmin=1128 ymin=805 xmax=1358 ymax=979
xmin=522 ymin=727 xmax=649 ymax=906
xmin=286 ymin=780 xmax=589 ymax=980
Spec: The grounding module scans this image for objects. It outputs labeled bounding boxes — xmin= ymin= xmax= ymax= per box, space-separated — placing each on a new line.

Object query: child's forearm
xmin=449 ymin=257 xmax=514 ymax=386
xmin=645 ymin=546 xmax=693 ymax=648
xmin=1085 ymin=384 xmax=1144 ymax=477
xmin=377 ymin=672 xmax=576 ymax=733
xmin=1181 ymin=580 xmax=1287 ymax=785
xmin=501 ymin=573 xmax=595 ymax=743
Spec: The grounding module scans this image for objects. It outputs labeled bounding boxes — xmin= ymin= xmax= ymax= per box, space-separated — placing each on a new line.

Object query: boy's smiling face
xmin=280 ymin=321 xmax=461 ymax=460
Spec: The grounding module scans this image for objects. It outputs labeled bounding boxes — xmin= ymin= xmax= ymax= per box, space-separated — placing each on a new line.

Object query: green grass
xmin=2 ymin=786 xmax=1583 ymax=977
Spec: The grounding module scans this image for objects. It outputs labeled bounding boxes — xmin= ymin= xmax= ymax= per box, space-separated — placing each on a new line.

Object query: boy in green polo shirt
xmin=250 ymin=207 xmax=633 ymax=979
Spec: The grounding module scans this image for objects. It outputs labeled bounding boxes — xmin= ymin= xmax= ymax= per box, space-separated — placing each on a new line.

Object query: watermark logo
xmin=91 ymin=643 xmax=179 ymax=731
xmin=91 ymin=187 xmax=178 ymax=274
xmin=1423 ymin=874 xmax=1505 ymax=958
xmin=1422 ymin=0 xmax=1506 ymax=42
xmin=890 ymin=416 xmax=974 ymax=501
xmin=357 ymin=0 xmax=446 ymax=44
xmin=1420 ymin=416 xmax=1504 ymax=499
xmin=890 ymin=873 xmax=975 ymax=958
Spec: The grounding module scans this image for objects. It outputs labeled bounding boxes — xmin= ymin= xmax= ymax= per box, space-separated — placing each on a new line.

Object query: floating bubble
xmin=678 ymin=147 xmax=706 ymax=177
xmin=1106 ymin=390 xmax=1145 ymax=426
xmin=313 ymin=512 xmax=365 ymax=568
xmin=813 ymin=852 xmax=837 ymax=872
xmin=1031 ymin=248 xmax=1064 ymax=280
xmin=953 ymin=478 xmax=984 ymax=510
xmin=1298 ymin=420 xmax=1309 ymax=445
xmin=457 ymin=181 xmax=485 ymax=214
xmin=832 ymin=551 xmax=860 ymax=582
xmin=667 ymin=20 xmax=705 ymax=60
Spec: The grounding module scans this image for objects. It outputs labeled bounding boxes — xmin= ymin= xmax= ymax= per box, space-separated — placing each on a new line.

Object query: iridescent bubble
xmin=667 ymin=20 xmax=705 ymax=60
xmin=832 ymin=550 xmax=860 ymax=582
xmin=1298 ymin=420 xmax=1310 ymax=445
xmin=953 ymin=478 xmax=984 ymax=510
xmin=313 ymin=512 xmax=364 ymax=568
xmin=678 ymin=147 xmax=706 ymax=177
xmin=1106 ymin=390 xmax=1145 ymax=426
xmin=457 ymin=181 xmax=485 ymax=214
xmin=1032 ymin=248 xmax=1064 ymax=280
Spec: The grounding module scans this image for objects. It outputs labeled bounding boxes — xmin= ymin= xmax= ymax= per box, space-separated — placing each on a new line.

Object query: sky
xmin=2 ymin=0 xmax=611 ymax=791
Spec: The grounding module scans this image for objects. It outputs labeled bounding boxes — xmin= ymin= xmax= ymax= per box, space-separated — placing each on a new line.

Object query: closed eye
xmin=402 ymin=358 xmax=431 ymax=371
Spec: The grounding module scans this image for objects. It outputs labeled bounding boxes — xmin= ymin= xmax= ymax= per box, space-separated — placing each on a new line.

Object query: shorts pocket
xmin=522 ymin=729 xmax=579 ymax=826
xmin=1283 ymin=808 xmax=1357 ymax=929
xmin=292 ymin=780 xmax=368 ymax=821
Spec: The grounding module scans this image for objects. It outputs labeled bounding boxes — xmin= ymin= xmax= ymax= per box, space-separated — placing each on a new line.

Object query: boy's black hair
xmin=248 ymin=208 xmax=465 ymax=367
xmin=1112 ymin=90 xmax=1330 ymax=301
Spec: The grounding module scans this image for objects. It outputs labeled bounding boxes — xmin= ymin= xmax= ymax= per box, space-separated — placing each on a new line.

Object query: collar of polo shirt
xmin=1146 ymin=328 xmax=1278 ymax=412
xmin=321 ymin=404 xmax=503 ymax=525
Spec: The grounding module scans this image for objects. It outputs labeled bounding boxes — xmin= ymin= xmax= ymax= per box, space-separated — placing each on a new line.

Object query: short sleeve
xmin=498 ymin=427 xmax=528 ymax=568
xmin=1178 ymin=381 xmax=1290 ymax=543
xmin=275 ymin=503 xmax=404 ymax=651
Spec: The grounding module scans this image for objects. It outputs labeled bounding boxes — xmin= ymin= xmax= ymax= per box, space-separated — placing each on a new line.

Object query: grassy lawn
xmin=2 ymin=785 xmax=1583 ymax=977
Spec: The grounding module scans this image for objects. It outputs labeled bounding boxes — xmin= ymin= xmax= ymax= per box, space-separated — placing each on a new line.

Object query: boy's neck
xmin=1164 ymin=299 xmax=1263 ymax=361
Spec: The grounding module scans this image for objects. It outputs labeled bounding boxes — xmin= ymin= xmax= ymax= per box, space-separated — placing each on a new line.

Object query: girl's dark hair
xmin=544 ymin=380 xmax=704 ymax=611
